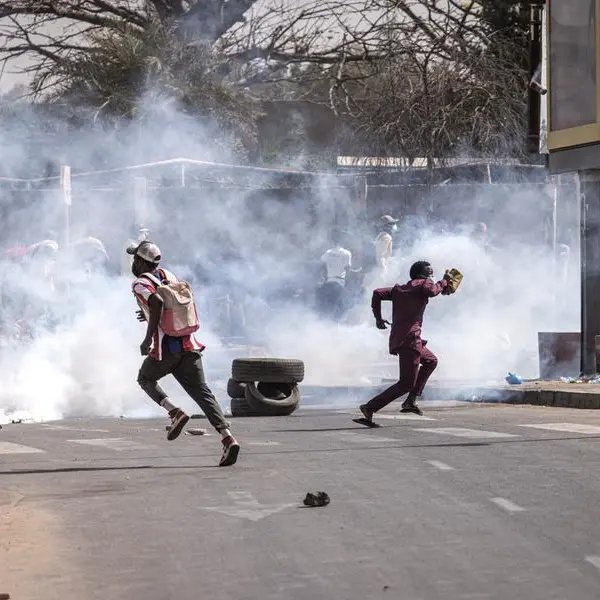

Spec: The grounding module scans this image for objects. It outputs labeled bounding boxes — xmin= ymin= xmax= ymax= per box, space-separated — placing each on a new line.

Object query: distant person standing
xmin=316 ymin=229 xmax=353 ymax=320
xmin=354 ymin=261 xmax=460 ymax=426
xmin=0 ymin=246 xmax=27 ymax=336
xmin=21 ymin=239 xmax=60 ymax=331
xmin=128 ymin=240 xmax=240 ymax=467
xmin=472 ymin=222 xmax=488 ymax=243
xmin=320 ymin=229 xmax=353 ymax=286
xmin=471 ymin=221 xmax=498 ymax=253
xmin=374 ymin=215 xmax=399 ymax=276
xmin=71 ymin=235 xmax=110 ymax=278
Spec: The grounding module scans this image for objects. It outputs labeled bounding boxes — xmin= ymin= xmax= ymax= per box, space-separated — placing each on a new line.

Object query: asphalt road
xmin=2 ymin=402 xmax=600 ymax=600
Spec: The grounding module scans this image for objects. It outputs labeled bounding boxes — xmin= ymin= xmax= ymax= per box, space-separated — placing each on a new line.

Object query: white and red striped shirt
xmin=132 ymin=268 xmax=204 ymax=360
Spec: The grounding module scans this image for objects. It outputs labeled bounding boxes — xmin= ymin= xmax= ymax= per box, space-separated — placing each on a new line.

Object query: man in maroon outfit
xmin=356 ymin=261 xmax=454 ymax=424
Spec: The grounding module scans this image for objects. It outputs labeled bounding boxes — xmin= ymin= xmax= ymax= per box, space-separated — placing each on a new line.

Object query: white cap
xmin=380 ymin=215 xmax=399 ymax=224
xmin=126 ymin=241 xmax=161 ymax=264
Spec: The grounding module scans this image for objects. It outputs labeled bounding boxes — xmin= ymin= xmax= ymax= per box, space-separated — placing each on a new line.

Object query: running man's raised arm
xmin=421 ymin=278 xmax=448 ymax=298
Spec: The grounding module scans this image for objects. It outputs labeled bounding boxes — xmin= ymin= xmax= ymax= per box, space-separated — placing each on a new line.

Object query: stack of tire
xmin=228 ymin=358 xmax=305 ymax=417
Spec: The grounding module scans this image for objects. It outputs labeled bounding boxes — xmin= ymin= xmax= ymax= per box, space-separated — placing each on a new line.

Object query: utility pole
xmin=527 ymin=1 xmax=546 ymax=154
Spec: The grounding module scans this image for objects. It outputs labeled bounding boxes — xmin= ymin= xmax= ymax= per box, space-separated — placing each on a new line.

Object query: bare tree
xmin=0 ymin=1 xmax=498 ymax=92
xmin=0 ymin=1 xmax=463 ymax=89
xmin=338 ymin=48 xmax=527 ymax=164
xmin=44 ymin=23 xmax=262 ymax=157
xmin=315 ymin=1 xmax=529 ymax=163
xmin=0 ymin=0 xmax=529 ymax=161
xmin=218 ymin=0 xmax=501 ymax=85
xmin=0 ymin=1 xmax=256 ymax=93
xmin=223 ymin=0 xmax=529 ymax=161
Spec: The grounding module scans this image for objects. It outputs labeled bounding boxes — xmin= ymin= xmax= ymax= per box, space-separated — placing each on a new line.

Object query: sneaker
xmin=219 ymin=436 xmax=240 ymax=467
xmin=400 ymin=398 xmax=423 ymax=416
xmin=167 ymin=409 xmax=190 ymax=441
xmin=359 ymin=404 xmax=374 ymax=422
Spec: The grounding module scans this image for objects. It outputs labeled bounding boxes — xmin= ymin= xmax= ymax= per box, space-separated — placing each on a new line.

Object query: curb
xmin=509 ymin=389 xmax=600 ymax=410
xmin=301 ymin=383 xmax=600 ymax=410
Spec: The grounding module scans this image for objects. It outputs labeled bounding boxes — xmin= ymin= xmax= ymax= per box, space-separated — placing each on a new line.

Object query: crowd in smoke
xmin=0 ymin=103 xmax=581 ymax=422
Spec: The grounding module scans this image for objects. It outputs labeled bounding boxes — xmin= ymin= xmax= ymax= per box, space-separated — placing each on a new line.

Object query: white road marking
xmin=0 ymin=441 xmax=45 ymax=454
xmin=585 ymin=556 xmax=600 ymax=570
xmin=337 ymin=431 xmax=398 ymax=443
xmin=417 ymin=427 xmax=520 ymax=439
xmin=427 ymin=460 xmax=454 ymax=471
xmin=67 ymin=438 xmax=151 ymax=451
xmin=247 ymin=441 xmax=281 ymax=447
xmin=40 ymin=425 xmax=110 ymax=433
xmin=376 ymin=414 xmax=436 ymax=421
xmin=518 ymin=423 xmax=600 ymax=435
xmin=201 ymin=491 xmax=296 ymax=522
xmin=490 ymin=497 xmax=526 ymax=513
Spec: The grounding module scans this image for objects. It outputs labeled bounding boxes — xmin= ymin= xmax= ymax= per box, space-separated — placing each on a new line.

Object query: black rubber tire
xmin=231 ymin=358 xmax=305 ymax=383
xmin=227 ymin=378 xmax=246 ymax=399
xmin=244 ymin=382 xmax=300 ymax=416
xmin=230 ymin=396 xmax=262 ymax=417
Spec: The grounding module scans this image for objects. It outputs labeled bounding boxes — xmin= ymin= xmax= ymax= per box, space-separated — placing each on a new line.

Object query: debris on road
xmin=505 ymin=372 xmax=522 ymax=385
xmin=186 ymin=428 xmax=207 ymax=436
xmin=560 ymin=375 xmax=600 ymax=384
xmin=303 ymin=491 xmax=330 ymax=507
xmin=166 ymin=424 xmax=207 ymax=436
xmin=0 ymin=409 xmax=34 ymax=424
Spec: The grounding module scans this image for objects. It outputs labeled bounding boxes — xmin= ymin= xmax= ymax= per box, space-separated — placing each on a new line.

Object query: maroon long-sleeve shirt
xmin=372 ymin=278 xmax=449 ymax=355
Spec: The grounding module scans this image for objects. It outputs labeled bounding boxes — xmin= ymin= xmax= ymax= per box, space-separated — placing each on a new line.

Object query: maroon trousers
xmin=365 ymin=344 xmax=438 ymax=413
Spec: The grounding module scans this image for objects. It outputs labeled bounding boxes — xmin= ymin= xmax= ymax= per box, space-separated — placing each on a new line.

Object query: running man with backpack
xmin=127 ymin=241 xmax=240 ymax=467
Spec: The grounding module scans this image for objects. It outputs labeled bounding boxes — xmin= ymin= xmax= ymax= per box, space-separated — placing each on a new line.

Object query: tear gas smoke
xmin=0 ymin=101 xmax=579 ymax=421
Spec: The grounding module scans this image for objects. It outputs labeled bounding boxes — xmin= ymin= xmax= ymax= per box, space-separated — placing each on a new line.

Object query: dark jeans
xmin=316 ymin=281 xmax=347 ymax=321
xmin=365 ymin=344 xmax=438 ymax=413
xmin=137 ymin=350 xmax=229 ymax=432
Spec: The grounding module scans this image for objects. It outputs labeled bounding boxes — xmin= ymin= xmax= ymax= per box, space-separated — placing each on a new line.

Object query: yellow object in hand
xmin=444 ymin=268 xmax=463 ymax=293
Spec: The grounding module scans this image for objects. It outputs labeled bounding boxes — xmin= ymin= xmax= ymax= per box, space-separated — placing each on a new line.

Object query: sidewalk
xmin=302 ymin=379 xmax=600 ymax=410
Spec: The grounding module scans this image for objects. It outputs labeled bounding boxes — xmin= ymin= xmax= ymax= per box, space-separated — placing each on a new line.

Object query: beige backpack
xmin=142 ymin=270 xmax=200 ymax=337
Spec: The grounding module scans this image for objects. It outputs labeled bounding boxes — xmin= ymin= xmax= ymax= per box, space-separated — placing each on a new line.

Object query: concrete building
xmin=543 ymin=0 xmax=600 ymax=373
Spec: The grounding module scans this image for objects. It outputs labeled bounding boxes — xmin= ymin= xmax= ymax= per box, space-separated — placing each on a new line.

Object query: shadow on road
xmin=1 ymin=434 xmax=599 ymax=477
xmin=0 ymin=464 xmax=218 ymax=476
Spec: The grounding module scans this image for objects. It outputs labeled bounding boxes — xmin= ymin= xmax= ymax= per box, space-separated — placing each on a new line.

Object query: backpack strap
xmin=140 ymin=272 xmax=162 ymax=289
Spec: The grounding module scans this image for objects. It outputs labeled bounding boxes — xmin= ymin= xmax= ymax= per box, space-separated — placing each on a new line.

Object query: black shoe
xmin=401 ymin=398 xmax=423 ymax=416
xmin=359 ymin=404 xmax=373 ymax=422
xmin=353 ymin=404 xmax=381 ymax=427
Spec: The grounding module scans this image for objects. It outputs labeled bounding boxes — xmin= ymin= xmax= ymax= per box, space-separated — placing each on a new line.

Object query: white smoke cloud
xmin=0 ymin=88 xmax=581 ymax=422
xmin=386 ymin=208 xmax=579 ymax=385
